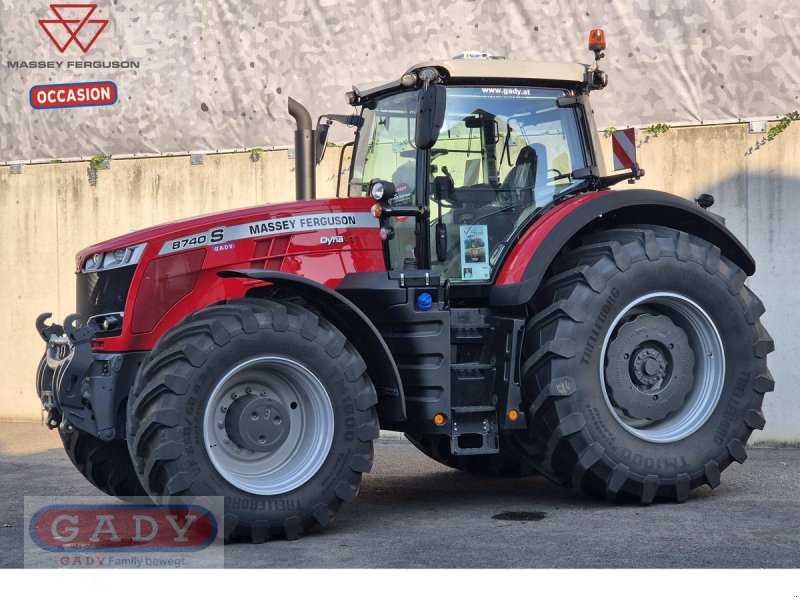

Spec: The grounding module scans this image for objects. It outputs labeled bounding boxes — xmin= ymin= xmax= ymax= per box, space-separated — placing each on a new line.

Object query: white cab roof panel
xmin=354 ymin=58 xmax=589 ymax=98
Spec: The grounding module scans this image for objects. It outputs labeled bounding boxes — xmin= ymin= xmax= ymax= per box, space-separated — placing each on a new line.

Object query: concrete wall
xmin=1 ymin=124 xmax=797 ymax=443
xmin=0 ymin=148 xmax=350 ymax=420
xmin=598 ymin=123 xmax=799 ymax=444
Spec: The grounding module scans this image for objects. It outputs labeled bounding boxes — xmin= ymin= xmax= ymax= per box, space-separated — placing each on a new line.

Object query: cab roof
xmin=354 ymin=58 xmax=590 ymax=100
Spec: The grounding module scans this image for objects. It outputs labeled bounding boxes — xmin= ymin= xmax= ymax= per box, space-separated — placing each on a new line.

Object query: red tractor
xmin=36 ymin=32 xmax=773 ymax=541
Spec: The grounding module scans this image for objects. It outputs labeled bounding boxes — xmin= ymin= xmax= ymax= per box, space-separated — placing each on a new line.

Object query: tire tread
xmin=127 ymin=298 xmax=378 ymax=541
xmin=519 ymin=226 xmax=774 ymax=503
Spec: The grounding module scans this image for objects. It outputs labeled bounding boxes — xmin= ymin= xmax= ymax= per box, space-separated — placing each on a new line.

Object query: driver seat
xmin=501 ymin=143 xmax=548 ymax=207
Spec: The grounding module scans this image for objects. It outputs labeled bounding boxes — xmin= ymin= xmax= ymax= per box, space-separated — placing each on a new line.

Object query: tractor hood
xmin=72 ymin=194 xmax=385 ymax=352
xmin=76 ymin=197 xmax=377 ymax=270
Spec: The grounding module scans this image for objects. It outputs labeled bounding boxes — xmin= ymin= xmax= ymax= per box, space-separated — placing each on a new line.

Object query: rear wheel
xmin=520 ymin=226 xmax=774 ymax=502
xmin=126 ymin=298 xmax=379 ymax=541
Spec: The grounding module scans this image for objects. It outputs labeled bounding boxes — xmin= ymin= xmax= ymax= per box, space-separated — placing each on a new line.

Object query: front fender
xmin=218 ymin=269 xmax=406 ymax=423
xmin=491 ymin=188 xmax=755 ymax=306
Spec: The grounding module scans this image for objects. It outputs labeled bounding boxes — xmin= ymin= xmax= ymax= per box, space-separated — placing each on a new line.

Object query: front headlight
xmin=83 ymin=243 xmax=146 ymax=272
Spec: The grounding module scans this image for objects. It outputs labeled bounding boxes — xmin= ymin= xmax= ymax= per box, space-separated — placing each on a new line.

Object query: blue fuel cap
xmin=417 ymin=292 xmax=433 ymax=311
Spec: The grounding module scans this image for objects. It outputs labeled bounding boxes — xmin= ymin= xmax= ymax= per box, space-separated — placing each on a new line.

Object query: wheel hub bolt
xmin=231 ymin=393 xmax=238 ymax=399
xmin=222 ymin=437 xmax=230 ymax=444
xmin=217 ymin=421 xmax=224 ymax=429
xmin=644 ymin=358 xmax=659 ymax=376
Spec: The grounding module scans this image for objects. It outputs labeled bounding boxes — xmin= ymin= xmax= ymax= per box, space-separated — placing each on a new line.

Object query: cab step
xmin=450 ymin=405 xmax=499 ymax=455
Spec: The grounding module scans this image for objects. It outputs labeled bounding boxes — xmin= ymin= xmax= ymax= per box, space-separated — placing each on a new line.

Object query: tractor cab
xmin=341 ymin=55 xmax=606 ymax=283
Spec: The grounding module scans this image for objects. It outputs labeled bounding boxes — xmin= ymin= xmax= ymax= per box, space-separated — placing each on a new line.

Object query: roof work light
xmin=587 ymin=28 xmax=608 ymax=90
xmin=588 ymin=28 xmax=606 ymax=52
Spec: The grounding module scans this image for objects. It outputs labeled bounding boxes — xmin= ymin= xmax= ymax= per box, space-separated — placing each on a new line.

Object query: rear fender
xmin=491 ymin=188 xmax=755 ymax=306
xmin=218 ymin=269 xmax=406 ymax=423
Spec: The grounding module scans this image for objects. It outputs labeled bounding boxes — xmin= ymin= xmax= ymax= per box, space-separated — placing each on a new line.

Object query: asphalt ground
xmin=1 ymin=421 xmax=798 ymax=568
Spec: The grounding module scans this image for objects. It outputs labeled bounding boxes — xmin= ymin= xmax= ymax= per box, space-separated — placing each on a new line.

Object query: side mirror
xmin=433 ymin=175 xmax=454 ymax=201
xmin=415 ymin=85 xmax=446 ymax=150
xmin=314 ymin=121 xmax=330 ymax=165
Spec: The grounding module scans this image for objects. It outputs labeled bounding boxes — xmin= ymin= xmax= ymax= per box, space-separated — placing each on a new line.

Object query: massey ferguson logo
xmin=7 ymin=2 xmax=140 ymax=71
xmin=38 ymin=4 xmax=108 ymax=53
xmin=320 ymin=236 xmax=345 ymax=246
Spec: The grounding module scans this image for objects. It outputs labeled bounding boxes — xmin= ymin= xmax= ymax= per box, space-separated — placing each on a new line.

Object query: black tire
xmin=59 ymin=428 xmax=147 ymax=498
xmin=126 ymin=298 xmax=379 ymax=542
xmin=520 ymin=226 xmax=774 ymax=503
xmin=405 ymin=433 xmax=537 ymax=477
xmin=38 ymin=353 xmax=146 ymax=499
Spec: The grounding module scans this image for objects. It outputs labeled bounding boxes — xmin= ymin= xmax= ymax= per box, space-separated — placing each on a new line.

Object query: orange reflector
xmin=588 ymin=28 xmax=606 ymax=51
xmin=434 ymin=413 xmax=446 ymax=425
xmin=370 ymin=203 xmax=383 ymax=218
xmin=508 ymin=409 xmax=519 ymax=421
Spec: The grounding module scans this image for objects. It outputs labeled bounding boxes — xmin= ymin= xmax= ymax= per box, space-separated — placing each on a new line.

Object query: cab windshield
xmin=350 ymin=86 xmax=590 ymax=280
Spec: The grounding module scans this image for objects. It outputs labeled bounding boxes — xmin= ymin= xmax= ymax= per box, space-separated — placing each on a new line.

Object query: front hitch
xmin=35 ymin=312 xmax=148 ymax=441
xmin=35 ymin=312 xmax=65 ymax=343
xmin=35 ymin=313 xmax=102 ymax=435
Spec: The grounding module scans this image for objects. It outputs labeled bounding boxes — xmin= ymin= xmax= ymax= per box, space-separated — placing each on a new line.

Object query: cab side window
xmin=430 ymin=87 xmax=588 ymax=282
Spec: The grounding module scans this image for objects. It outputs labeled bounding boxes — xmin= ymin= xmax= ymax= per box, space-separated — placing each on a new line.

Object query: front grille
xmin=76 ymin=265 xmax=136 ymax=327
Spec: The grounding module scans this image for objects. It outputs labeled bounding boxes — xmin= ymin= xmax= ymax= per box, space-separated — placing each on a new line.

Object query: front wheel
xmin=59 ymin=428 xmax=147 ymax=498
xmin=521 ymin=227 xmax=774 ymax=502
xmin=37 ymin=354 xmax=146 ymax=499
xmin=126 ymin=298 xmax=379 ymax=541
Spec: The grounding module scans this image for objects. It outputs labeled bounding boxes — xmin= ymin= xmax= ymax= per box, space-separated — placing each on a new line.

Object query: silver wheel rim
xmin=203 ymin=356 xmax=334 ymax=495
xmin=600 ymin=292 xmax=725 ymax=443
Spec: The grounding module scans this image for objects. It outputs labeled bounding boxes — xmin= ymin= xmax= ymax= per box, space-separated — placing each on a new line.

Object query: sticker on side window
xmin=392 ymin=182 xmax=413 ymax=206
xmin=460 ymin=224 xmax=490 ymax=281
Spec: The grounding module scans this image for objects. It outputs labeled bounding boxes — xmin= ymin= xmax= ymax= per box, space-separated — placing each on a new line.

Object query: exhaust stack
xmin=288 ymin=97 xmax=316 ymax=200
